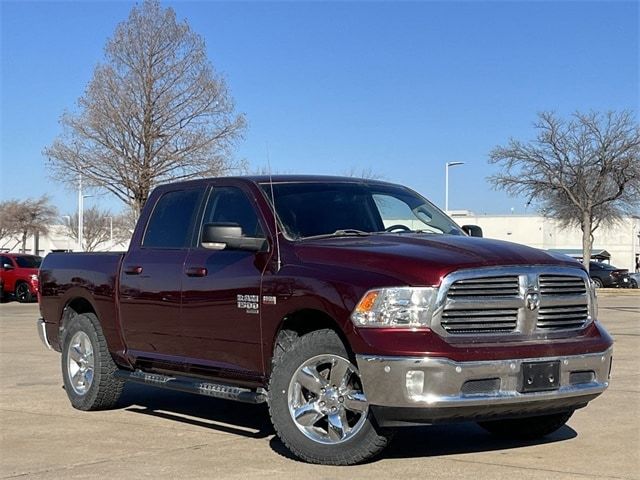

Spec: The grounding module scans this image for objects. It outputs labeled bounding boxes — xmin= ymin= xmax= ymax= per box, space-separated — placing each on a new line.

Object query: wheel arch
xmin=59 ymin=295 xmax=99 ymax=343
xmin=270 ymin=308 xmax=354 ymax=372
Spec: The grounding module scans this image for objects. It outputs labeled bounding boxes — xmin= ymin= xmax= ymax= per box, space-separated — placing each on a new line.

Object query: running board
xmin=115 ymin=369 xmax=267 ymax=404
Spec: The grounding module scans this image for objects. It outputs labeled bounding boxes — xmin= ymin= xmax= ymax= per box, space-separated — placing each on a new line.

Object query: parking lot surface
xmin=1 ymin=295 xmax=638 ymax=479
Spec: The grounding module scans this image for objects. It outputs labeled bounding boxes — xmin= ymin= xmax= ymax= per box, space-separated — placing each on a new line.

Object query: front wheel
xmin=268 ymin=329 xmax=390 ymax=465
xmin=477 ymin=411 xmax=574 ymax=439
xmin=592 ymin=278 xmax=604 ymax=288
xmin=61 ymin=312 xmax=124 ymax=410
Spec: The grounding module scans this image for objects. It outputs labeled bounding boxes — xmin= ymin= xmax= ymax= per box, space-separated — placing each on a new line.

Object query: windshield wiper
xmin=299 ymin=229 xmax=372 ymax=241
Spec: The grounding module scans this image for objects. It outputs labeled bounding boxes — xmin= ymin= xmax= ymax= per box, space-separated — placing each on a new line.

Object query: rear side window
xmin=143 ymin=189 xmax=203 ymax=248
xmin=14 ymin=256 xmax=42 ymax=268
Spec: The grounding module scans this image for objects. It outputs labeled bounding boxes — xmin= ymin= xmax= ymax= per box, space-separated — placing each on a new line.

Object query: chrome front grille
xmin=537 ymin=305 xmax=589 ymax=329
xmin=436 ymin=267 xmax=592 ymax=338
xmin=539 ymin=275 xmax=587 ymax=295
xmin=447 ymin=276 xmax=519 ymax=298
xmin=441 ymin=308 xmax=518 ymax=333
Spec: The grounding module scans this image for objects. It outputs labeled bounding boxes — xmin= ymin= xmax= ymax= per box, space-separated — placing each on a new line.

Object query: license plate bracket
xmin=520 ymin=361 xmax=560 ymax=393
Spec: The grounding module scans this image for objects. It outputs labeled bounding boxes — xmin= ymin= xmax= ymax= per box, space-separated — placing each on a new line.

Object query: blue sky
xmin=1 ymin=1 xmax=638 ymax=216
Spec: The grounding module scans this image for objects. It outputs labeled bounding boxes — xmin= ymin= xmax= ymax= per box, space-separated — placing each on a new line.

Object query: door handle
xmin=124 ymin=265 xmax=143 ymax=275
xmin=185 ymin=266 xmax=208 ymax=277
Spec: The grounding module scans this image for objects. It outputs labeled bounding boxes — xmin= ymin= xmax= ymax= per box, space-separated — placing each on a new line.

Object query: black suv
xmin=589 ymin=262 xmax=631 ymax=288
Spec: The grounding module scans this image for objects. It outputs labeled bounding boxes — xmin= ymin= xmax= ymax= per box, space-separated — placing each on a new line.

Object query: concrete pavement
xmin=1 ymin=295 xmax=638 ymax=479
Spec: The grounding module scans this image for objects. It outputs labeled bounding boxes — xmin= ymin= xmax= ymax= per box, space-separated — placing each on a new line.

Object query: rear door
xmin=181 ymin=182 xmax=271 ymax=380
xmin=118 ymin=186 xmax=205 ymax=366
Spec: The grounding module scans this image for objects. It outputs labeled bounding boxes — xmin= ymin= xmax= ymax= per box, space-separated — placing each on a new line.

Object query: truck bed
xmin=39 ymin=252 xmax=126 ymax=355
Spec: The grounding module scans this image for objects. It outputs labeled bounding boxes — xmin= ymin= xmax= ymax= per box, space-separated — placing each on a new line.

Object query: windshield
xmin=14 ymin=256 xmax=42 ymax=268
xmin=260 ymin=182 xmax=464 ymax=239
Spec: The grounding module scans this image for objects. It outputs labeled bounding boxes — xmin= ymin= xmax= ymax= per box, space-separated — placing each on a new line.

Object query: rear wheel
xmin=15 ymin=282 xmax=33 ymax=303
xmin=268 ymin=329 xmax=391 ymax=465
xmin=477 ymin=411 xmax=574 ymax=439
xmin=592 ymin=278 xmax=603 ymax=288
xmin=61 ymin=312 xmax=124 ymax=410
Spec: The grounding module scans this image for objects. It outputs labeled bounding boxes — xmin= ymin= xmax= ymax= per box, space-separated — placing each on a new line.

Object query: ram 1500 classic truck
xmin=37 ymin=175 xmax=613 ymax=465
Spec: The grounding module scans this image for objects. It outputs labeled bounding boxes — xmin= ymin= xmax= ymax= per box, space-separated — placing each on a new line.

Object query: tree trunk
xmin=581 ymin=213 xmax=593 ymax=270
xmin=21 ymin=231 xmax=27 ymax=253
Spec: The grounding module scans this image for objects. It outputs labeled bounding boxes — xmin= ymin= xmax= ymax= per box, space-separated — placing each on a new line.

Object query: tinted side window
xmin=0 ymin=256 xmax=11 ymax=267
xmin=202 ymin=187 xmax=263 ymax=238
xmin=15 ymin=256 xmax=42 ymax=268
xmin=143 ymin=189 xmax=203 ymax=248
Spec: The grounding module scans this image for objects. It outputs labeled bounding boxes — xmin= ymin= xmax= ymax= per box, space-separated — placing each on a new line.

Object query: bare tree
xmin=343 ymin=166 xmax=385 ymax=180
xmin=489 ymin=111 xmax=640 ymax=268
xmin=62 ymin=207 xmax=132 ymax=252
xmin=44 ymin=0 xmax=246 ymax=215
xmin=0 ymin=200 xmax=21 ymax=245
xmin=4 ymin=197 xmax=58 ymax=253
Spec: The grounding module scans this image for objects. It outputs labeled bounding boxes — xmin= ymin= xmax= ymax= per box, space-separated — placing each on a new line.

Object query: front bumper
xmin=37 ymin=318 xmax=53 ymax=350
xmin=357 ymin=348 xmax=612 ymax=426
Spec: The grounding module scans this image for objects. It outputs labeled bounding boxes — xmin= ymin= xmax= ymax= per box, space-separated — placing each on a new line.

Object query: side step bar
xmin=115 ymin=369 xmax=267 ymax=404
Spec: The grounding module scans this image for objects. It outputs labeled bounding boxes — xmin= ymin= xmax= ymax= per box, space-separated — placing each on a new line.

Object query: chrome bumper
xmin=356 ymin=348 xmax=612 ymax=409
xmin=37 ymin=318 xmax=53 ymax=350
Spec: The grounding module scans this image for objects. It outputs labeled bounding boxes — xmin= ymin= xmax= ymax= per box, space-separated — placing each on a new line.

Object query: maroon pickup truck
xmin=37 ymin=176 xmax=613 ymax=465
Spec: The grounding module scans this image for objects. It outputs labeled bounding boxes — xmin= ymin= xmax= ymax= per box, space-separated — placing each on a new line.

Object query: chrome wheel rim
xmin=66 ymin=331 xmax=95 ymax=395
xmin=287 ymin=354 xmax=369 ymax=444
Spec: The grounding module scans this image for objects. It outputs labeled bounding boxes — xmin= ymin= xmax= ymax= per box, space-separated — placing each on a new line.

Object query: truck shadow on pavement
xmin=119 ymin=383 xmax=577 ymax=462
xmin=120 ymin=383 xmax=274 ymax=439
xmin=268 ymin=423 xmax=577 ymax=462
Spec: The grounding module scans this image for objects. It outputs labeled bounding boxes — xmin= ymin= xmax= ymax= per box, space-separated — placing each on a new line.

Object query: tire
xmin=592 ymin=278 xmax=603 ymax=288
xmin=268 ymin=329 xmax=391 ymax=465
xmin=61 ymin=312 xmax=124 ymax=411
xmin=15 ymin=282 xmax=33 ymax=303
xmin=477 ymin=410 xmax=574 ymax=440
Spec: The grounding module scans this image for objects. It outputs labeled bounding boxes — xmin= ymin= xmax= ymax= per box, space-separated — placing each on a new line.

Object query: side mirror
xmin=2 ymin=263 xmax=13 ymax=270
xmin=462 ymin=225 xmax=483 ymax=238
xmin=202 ymin=223 xmax=266 ymax=252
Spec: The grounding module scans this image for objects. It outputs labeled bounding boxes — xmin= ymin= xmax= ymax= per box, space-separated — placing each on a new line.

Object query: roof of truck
xmin=155 ymin=175 xmax=400 ymax=189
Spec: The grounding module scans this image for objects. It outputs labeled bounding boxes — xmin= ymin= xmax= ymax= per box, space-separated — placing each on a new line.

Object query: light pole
xmin=445 ymin=161 xmax=465 ymax=212
xmin=77 ymin=175 xmax=93 ymax=252
xmin=77 ymin=176 xmax=82 ymax=251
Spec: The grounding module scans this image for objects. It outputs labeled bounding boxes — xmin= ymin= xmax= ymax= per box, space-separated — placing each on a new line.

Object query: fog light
xmin=406 ymin=370 xmax=424 ymax=397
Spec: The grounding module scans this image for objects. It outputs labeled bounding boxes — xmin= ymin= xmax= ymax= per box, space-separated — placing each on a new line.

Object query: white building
xmin=450 ymin=212 xmax=640 ymax=272
xmin=0 ymin=225 xmax=129 ymax=256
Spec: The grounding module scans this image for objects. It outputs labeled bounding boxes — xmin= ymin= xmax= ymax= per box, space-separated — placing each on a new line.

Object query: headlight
xmin=588 ymin=279 xmax=598 ymax=321
xmin=350 ymin=287 xmax=438 ymax=328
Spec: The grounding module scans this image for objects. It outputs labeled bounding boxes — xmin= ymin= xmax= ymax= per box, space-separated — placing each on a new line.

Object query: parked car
xmin=0 ymin=253 xmax=41 ymax=302
xmin=37 ymin=176 xmax=612 ymax=465
xmin=588 ymin=261 xmax=631 ymax=288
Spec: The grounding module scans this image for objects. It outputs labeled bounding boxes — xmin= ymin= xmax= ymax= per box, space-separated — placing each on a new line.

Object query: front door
xmin=181 ymin=184 xmax=270 ymax=381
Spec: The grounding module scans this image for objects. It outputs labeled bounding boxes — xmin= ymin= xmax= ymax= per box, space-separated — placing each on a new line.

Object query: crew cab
xmin=1 ymin=253 xmax=41 ymax=302
xmin=37 ymin=176 xmax=613 ymax=465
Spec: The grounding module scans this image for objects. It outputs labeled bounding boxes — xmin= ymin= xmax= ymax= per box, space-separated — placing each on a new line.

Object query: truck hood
xmin=293 ymin=234 xmax=583 ymax=286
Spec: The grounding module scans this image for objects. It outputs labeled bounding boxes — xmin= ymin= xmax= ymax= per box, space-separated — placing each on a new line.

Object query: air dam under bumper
xmin=357 ymin=349 xmax=612 ymax=426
